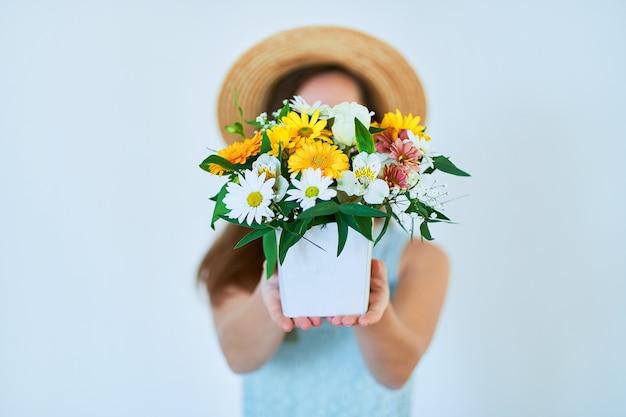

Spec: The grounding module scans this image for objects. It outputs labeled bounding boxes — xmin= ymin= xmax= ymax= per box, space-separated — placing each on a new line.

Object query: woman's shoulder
xmin=399 ymin=238 xmax=449 ymax=281
xmin=403 ymin=237 xmax=448 ymax=259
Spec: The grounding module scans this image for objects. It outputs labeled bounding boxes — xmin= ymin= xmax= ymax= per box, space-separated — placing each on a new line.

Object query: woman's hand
xmin=327 ymin=258 xmax=390 ymax=327
xmin=260 ymin=263 xmax=323 ymax=332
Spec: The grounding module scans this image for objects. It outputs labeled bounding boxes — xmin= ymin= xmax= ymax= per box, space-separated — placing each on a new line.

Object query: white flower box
xmin=278 ymin=223 xmax=372 ymax=318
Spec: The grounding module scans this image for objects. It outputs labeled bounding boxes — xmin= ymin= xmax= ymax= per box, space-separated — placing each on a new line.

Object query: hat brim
xmin=217 ymin=25 xmax=428 ymax=145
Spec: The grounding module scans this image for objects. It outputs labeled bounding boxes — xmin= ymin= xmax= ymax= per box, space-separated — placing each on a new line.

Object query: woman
xmin=199 ymin=26 xmax=449 ymax=417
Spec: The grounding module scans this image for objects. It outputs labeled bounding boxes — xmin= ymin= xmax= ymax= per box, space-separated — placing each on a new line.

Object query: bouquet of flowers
xmin=201 ymin=96 xmax=469 ymax=278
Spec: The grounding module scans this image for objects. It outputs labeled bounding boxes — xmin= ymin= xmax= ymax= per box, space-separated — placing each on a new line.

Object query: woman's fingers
xmin=309 ymin=316 xmax=323 ymax=327
xmin=359 ymin=259 xmax=390 ymax=326
xmin=260 ymin=270 xmax=295 ymax=332
xmin=262 ymin=259 xmax=390 ymax=330
xmin=293 ymin=316 xmax=323 ymax=329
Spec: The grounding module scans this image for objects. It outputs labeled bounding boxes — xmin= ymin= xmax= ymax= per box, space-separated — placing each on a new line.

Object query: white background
xmin=1 ymin=1 xmax=625 ymax=416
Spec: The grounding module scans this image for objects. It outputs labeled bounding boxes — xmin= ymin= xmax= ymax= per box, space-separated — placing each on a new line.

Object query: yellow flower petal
xmin=287 ymin=141 xmax=349 ymax=179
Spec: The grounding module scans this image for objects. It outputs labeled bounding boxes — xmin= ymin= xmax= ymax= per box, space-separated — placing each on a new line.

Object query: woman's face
xmin=295 ymin=71 xmax=363 ymax=106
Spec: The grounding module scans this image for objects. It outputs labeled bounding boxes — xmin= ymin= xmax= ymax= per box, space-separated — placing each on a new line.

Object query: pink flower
xmin=373 ymin=129 xmax=396 ymax=153
xmin=382 ymin=164 xmax=411 ymax=190
xmin=398 ymin=129 xmax=411 ymax=141
xmin=389 ymin=138 xmax=422 ymax=167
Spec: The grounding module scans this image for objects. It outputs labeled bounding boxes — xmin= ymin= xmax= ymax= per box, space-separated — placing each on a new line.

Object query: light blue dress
xmin=242 ymin=224 xmax=413 ymax=417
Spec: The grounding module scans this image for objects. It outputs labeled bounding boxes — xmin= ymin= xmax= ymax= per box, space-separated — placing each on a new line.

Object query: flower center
xmin=258 ymin=167 xmax=276 ymax=179
xmin=299 ymin=127 xmax=312 ymax=137
xmin=304 ymin=186 xmax=319 ymax=198
xmin=311 ymin=154 xmax=329 ymax=168
xmin=354 ymin=167 xmax=376 ymax=187
xmin=247 ymin=191 xmax=263 ymax=208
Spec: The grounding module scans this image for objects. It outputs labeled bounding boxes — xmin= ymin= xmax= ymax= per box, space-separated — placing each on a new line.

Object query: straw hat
xmin=217 ymin=25 xmax=427 ymax=145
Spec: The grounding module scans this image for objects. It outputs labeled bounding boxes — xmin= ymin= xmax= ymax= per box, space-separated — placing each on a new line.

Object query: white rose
xmin=329 ymin=102 xmax=371 ymax=148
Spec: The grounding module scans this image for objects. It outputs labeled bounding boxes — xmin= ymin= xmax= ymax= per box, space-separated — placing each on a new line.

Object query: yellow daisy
xmin=373 ymin=110 xmax=430 ymax=141
xmin=265 ymin=125 xmax=298 ymax=156
xmin=209 ymin=132 xmax=262 ymax=175
xmin=281 ymin=110 xmax=331 ymax=144
xmin=288 ymin=141 xmax=349 ymax=179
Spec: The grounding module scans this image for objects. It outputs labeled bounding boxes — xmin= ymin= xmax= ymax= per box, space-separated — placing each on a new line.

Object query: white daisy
xmin=289 ymin=95 xmax=331 ymax=119
xmin=223 ymin=169 xmax=275 ymax=225
xmin=286 ymin=168 xmax=336 ymax=210
xmin=336 ymin=152 xmax=390 ymax=204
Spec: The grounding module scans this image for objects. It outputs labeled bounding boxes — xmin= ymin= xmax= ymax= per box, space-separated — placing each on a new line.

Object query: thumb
xmin=371 ymin=258 xmax=386 ymax=279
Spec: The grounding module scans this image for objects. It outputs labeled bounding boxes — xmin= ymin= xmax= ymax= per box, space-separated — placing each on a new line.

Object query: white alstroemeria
xmin=336 ymin=152 xmax=390 ymax=204
xmin=252 ymin=154 xmax=288 ymax=201
xmin=273 ymin=176 xmax=289 ymax=201
xmin=223 ymin=170 xmax=275 ymax=225
xmin=329 ymin=102 xmax=373 ymax=148
xmin=406 ymin=129 xmax=434 ymax=169
xmin=286 ymin=168 xmax=337 ymax=210
xmin=289 ymin=95 xmax=331 ymax=119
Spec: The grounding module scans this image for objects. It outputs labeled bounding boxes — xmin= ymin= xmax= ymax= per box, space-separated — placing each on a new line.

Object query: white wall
xmin=1 ymin=1 xmax=624 ymax=416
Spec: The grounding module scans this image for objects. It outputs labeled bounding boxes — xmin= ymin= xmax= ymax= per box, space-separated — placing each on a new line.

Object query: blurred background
xmin=1 ymin=1 xmax=625 ymax=416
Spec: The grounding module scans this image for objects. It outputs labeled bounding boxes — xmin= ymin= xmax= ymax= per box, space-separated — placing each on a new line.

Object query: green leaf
xmin=225 ymin=122 xmax=244 ymax=138
xmin=369 ymin=126 xmax=386 ymax=134
xmin=374 ymin=211 xmax=392 ymax=246
xmin=221 ymin=216 xmax=271 ymax=230
xmin=432 ymin=155 xmax=471 ymax=177
xmin=199 ymin=154 xmax=243 ymax=173
xmin=235 ymin=227 xmax=273 ymax=249
xmin=337 ymin=212 xmax=360 ymax=234
xmin=420 ymin=221 xmax=434 ymax=241
xmin=298 ymin=200 xmax=340 ymax=219
xmin=355 ymin=117 xmax=376 ymax=154
xmin=262 ymin=231 xmax=278 ymax=279
xmin=210 ymin=184 xmax=230 ymax=229
xmin=276 ymin=199 xmax=299 ymax=216
xmin=278 ymin=224 xmax=306 ymax=265
xmin=354 ymin=216 xmax=373 ymax=241
xmin=277 ymin=101 xmax=291 ymax=120
xmin=432 ymin=209 xmax=450 ymax=221
xmin=339 ymin=203 xmax=386 ymax=218
xmin=415 ymin=201 xmax=433 ymax=219
xmin=261 ymin=131 xmax=271 ymax=154
xmin=335 ymin=217 xmax=349 ymax=256
xmin=233 ymin=88 xmax=243 ymax=119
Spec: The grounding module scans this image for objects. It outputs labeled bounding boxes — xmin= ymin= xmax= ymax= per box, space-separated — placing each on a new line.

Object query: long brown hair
xmin=198 ymin=65 xmax=381 ymax=304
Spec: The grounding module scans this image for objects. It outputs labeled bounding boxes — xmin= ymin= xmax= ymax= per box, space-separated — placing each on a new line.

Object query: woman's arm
xmin=211 ymin=262 xmax=327 ymax=374
xmin=210 ymin=274 xmax=287 ymax=374
xmin=352 ymin=240 xmax=449 ymax=389
xmin=214 ymin=239 xmax=448 ymax=384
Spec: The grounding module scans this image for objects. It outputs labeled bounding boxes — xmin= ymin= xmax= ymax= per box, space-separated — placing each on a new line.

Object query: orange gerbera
xmin=209 ymin=132 xmax=262 ymax=175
